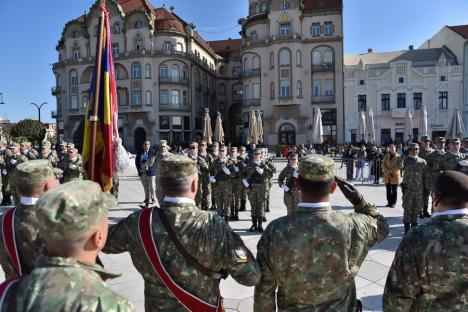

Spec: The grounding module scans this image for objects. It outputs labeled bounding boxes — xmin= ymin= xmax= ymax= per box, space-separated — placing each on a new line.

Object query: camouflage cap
xmin=188 ymin=142 xmax=198 ymax=148
xmin=449 ymin=138 xmax=461 ymax=144
xmin=239 ymin=146 xmax=246 ymax=151
xmin=59 ymin=141 xmax=68 ymax=146
xmin=36 ymin=180 xmax=116 ymax=242
xmin=463 ymin=137 xmax=468 ymax=143
xmin=0 ymin=140 xmax=6 ymax=145
xmin=9 ymin=143 xmax=19 ymax=148
xmin=219 ymin=145 xmax=227 ymax=152
xmin=420 ymin=135 xmax=430 ymax=142
xmin=408 ymin=143 xmax=419 ymax=150
xmin=160 ymin=140 xmax=168 ymax=147
xmin=230 ymin=146 xmax=238 ymax=152
xmin=200 ymin=141 xmax=207 ymax=146
xmin=42 ymin=141 xmax=52 ymax=149
xmin=253 ymin=148 xmax=262 ymax=154
xmin=13 ymin=160 xmax=55 ymax=186
xmin=212 ymin=142 xmax=219 ymax=148
xmin=159 ymin=155 xmax=197 ymax=179
xmin=67 ymin=143 xmax=75 ymax=149
xmin=299 ymin=155 xmax=335 ymax=182
xmin=288 ymin=153 xmax=298 ymax=160
xmin=20 ymin=142 xmax=28 ymax=148
xmin=435 ymin=137 xmax=446 ymax=144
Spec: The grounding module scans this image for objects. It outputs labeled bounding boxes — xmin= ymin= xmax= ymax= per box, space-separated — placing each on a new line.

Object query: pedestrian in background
xmin=383 ymin=144 xmax=401 ymax=208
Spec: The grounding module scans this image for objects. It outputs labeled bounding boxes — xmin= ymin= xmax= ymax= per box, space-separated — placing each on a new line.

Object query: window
xmin=144 ymin=64 xmax=151 ymax=78
xmin=325 ymin=79 xmax=334 ymax=95
xmin=134 ymin=21 xmax=143 ymax=29
xmin=183 ymin=91 xmax=188 ymax=105
xmin=440 ymin=75 xmax=446 ymax=81
xmin=413 ymin=92 xmax=422 ymax=109
xmin=279 ymin=49 xmax=291 ymax=66
xmin=135 ymin=40 xmax=144 ymax=51
xmin=232 ymin=67 xmax=242 ymax=76
xmin=439 ymin=91 xmax=448 ymax=109
xmin=280 ymin=1 xmax=289 ymax=10
xmin=172 ymin=116 xmax=182 ymax=130
xmin=160 ymin=116 xmax=170 ymax=129
xmin=94 ymin=25 xmax=99 ymax=37
xmin=253 ymin=83 xmax=261 ymax=99
xmin=145 ymin=91 xmax=152 ymax=105
xmin=313 ymin=51 xmax=321 ymax=65
xmin=163 ymin=41 xmax=172 ymax=53
xmin=112 ymin=43 xmax=119 ymax=55
xmin=219 ymin=84 xmax=226 ymax=95
xmin=324 ymin=50 xmax=333 ymax=64
xmin=171 ymin=90 xmax=180 ymax=106
xmin=261 ymin=2 xmax=267 ymax=12
xmin=132 ymin=90 xmax=141 ymax=105
xmin=398 ymin=77 xmax=404 ymax=83
xmin=296 ymin=81 xmax=303 ymax=97
xmin=296 ymin=50 xmax=302 ymax=66
xmin=72 ymin=49 xmax=81 ymax=59
xmin=358 ymin=95 xmax=367 ymax=112
xmin=250 ymin=31 xmax=258 ymax=42
xmin=270 ymin=52 xmax=274 ymax=68
xmin=69 ymin=70 xmax=78 ymax=85
xmin=72 ymin=30 xmax=80 ymax=38
xmin=311 ymin=23 xmax=320 ymax=37
xmin=359 ymin=80 xmax=365 ymax=85
xmin=397 ymin=93 xmax=406 ymax=108
xmin=280 ymin=23 xmax=291 ymax=37
xmin=381 ymin=94 xmax=390 ymax=111
xmin=160 ymin=90 xmax=169 ymax=105
xmin=132 ymin=63 xmax=141 ymax=79
xmin=252 ymin=55 xmax=260 ymax=70
xmin=280 ymin=80 xmax=291 ymax=97
xmin=244 ymin=85 xmax=249 ymax=99
xmin=313 ymin=80 xmax=321 ymax=97
xmin=255 ymin=4 xmax=260 ymax=14
xmin=172 ymin=65 xmax=180 ymax=80
xmin=219 ymin=66 xmax=225 ymax=76
xmin=160 ymin=65 xmax=168 ymax=78
xmin=270 ymin=82 xmax=275 ymax=99
xmin=70 ymin=95 xmax=78 ymax=110
xmin=113 ymin=22 xmax=121 ymax=34
xmin=324 ymin=22 xmax=333 ymax=36
xmin=81 ymin=95 xmax=88 ymax=109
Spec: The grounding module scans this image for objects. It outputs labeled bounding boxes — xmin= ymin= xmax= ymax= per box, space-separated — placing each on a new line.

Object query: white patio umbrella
xmin=357 ymin=110 xmax=366 ymax=142
xmin=247 ymin=110 xmax=258 ymax=144
xmin=446 ymin=109 xmax=466 ymax=139
xmin=419 ymin=104 xmax=428 ymax=139
xmin=256 ymin=112 xmax=264 ymax=144
xmin=311 ymin=107 xmax=324 ymax=144
xmin=404 ymin=109 xmax=414 ymax=144
xmin=202 ymin=109 xmax=212 ymax=145
xmin=366 ymin=106 xmax=376 ymax=143
xmin=214 ymin=112 xmax=225 ymax=144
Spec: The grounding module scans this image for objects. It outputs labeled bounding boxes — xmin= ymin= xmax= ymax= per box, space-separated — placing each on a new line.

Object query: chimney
xmin=409 ymin=45 xmax=414 ymax=50
xmin=367 ymin=48 xmax=373 ymax=53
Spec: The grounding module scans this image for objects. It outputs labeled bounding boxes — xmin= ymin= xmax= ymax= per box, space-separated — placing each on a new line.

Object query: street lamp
xmin=30 ymin=102 xmax=47 ymax=123
xmin=0 ymin=93 xmax=5 ymax=105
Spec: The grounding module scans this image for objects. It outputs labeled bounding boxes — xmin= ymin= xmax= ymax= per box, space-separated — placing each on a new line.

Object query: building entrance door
xmin=279 ymin=123 xmax=296 ymax=145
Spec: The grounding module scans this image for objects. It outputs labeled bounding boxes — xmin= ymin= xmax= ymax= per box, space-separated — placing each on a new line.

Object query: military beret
xmin=435 ymin=170 xmax=468 ymax=202
xmin=288 ymin=153 xmax=298 ymax=160
xmin=435 ymin=137 xmax=446 ymax=144
xmin=188 ymin=142 xmax=198 ymax=148
xmin=9 ymin=143 xmax=19 ymax=148
xmin=36 ymin=180 xmax=116 ymax=242
xmin=253 ymin=148 xmax=262 ymax=154
xmin=449 ymin=138 xmax=461 ymax=144
xmin=408 ymin=143 xmax=419 ymax=150
xmin=212 ymin=142 xmax=219 ymax=148
xmin=299 ymin=155 xmax=335 ymax=182
xmin=160 ymin=140 xmax=168 ymax=147
xmin=420 ymin=135 xmax=430 ymax=142
xmin=13 ymin=160 xmax=55 ymax=186
xmin=160 ymin=155 xmax=197 ymax=179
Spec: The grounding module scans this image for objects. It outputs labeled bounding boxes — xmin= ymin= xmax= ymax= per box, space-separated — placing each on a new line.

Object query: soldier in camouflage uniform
xmin=461 ymin=137 xmax=468 ymax=153
xmin=103 ymin=155 xmax=260 ymax=311
xmin=187 ymin=142 xmax=209 ymax=209
xmin=198 ymin=141 xmax=214 ymax=210
xmin=440 ymin=138 xmax=466 ymax=171
xmin=2 ymin=143 xmax=28 ymax=205
xmin=238 ymin=146 xmax=250 ymax=211
xmin=0 ymin=140 xmax=8 ymax=203
xmin=262 ymin=148 xmax=276 ymax=217
xmin=0 ymin=160 xmax=57 ymax=279
xmin=254 ymin=155 xmax=389 ymax=311
xmin=229 ymin=147 xmax=243 ymax=221
xmin=39 ymin=141 xmax=59 ymax=168
xmin=383 ymin=170 xmax=468 ymax=311
xmin=58 ymin=147 xmax=83 ymax=183
xmin=419 ymin=135 xmax=434 ymax=218
xmin=425 ymin=137 xmax=446 ymax=196
xmin=210 ymin=142 xmax=220 ymax=211
xmin=243 ymin=149 xmax=273 ymax=232
xmin=0 ymin=180 xmax=134 ymax=311
xmin=57 ymin=141 xmax=68 ymax=161
xmin=210 ymin=145 xmax=235 ymax=222
xmin=400 ymin=143 xmax=427 ymax=233
xmin=277 ymin=153 xmax=300 ymax=215
xmin=20 ymin=142 xmax=38 ymax=160
xmin=150 ymin=140 xmax=172 ymax=205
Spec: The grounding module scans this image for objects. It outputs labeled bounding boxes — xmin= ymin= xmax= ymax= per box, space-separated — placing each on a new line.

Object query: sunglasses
xmin=189 ymin=147 xmax=196 ymax=149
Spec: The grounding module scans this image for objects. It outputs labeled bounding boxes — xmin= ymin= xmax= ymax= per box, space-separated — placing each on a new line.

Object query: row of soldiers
xmin=0 ymin=155 xmax=465 ymax=311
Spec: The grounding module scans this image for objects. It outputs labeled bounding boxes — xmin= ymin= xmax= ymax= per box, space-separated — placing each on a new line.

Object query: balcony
xmin=311 ymin=95 xmax=335 ymax=104
xmin=312 ymin=64 xmax=335 ymax=73
xmin=159 ymin=103 xmax=191 ymax=112
xmin=51 ymin=86 xmax=62 ymax=96
xmin=69 ymin=108 xmax=87 ymax=116
xmin=119 ymin=105 xmax=151 ymax=113
xmin=243 ymin=68 xmax=261 ymax=78
xmin=391 ymin=108 xmax=407 ymax=118
xmin=51 ymin=110 xmax=61 ymax=119
xmin=243 ymin=99 xmax=261 ymax=107
xmin=159 ymin=76 xmax=189 ymax=86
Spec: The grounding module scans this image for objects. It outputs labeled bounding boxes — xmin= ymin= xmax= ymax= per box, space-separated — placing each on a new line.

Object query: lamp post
xmin=30 ymin=102 xmax=47 ymax=123
xmin=0 ymin=93 xmax=5 ymax=105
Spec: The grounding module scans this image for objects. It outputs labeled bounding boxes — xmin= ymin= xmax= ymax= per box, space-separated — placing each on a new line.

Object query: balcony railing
xmin=159 ymin=76 xmax=189 ymax=86
xmin=312 ymin=64 xmax=335 ymax=72
xmin=243 ymin=68 xmax=261 ymax=78
xmin=243 ymin=99 xmax=261 ymax=107
xmin=51 ymin=110 xmax=61 ymax=118
xmin=311 ymin=95 xmax=335 ymax=104
xmin=51 ymin=86 xmax=61 ymax=96
xmin=159 ymin=103 xmax=191 ymax=111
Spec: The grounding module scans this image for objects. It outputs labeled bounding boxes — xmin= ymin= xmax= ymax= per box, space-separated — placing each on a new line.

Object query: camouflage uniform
xmin=418 ymin=136 xmax=434 ymax=217
xmin=20 ymin=142 xmax=38 ymax=160
xmin=199 ymin=151 xmax=214 ymax=210
xmin=111 ymin=172 xmax=119 ymax=199
xmin=210 ymin=147 xmax=235 ymax=220
xmin=425 ymin=138 xmax=446 ymax=193
xmin=277 ymin=162 xmax=300 ymax=215
xmin=151 ymin=141 xmax=173 ymax=205
xmin=187 ymin=142 xmax=210 ymax=208
xmin=263 ymin=150 xmax=276 ymax=214
xmin=58 ymin=147 xmax=83 ymax=183
xmin=229 ymin=147 xmax=243 ymax=221
xmin=103 ymin=155 xmax=260 ymax=311
xmin=210 ymin=142 xmax=220 ymax=211
xmin=3 ymin=144 xmax=28 ymax=204
xmin=440 ymin=151 xmax=466 ymax=172
xmin=254 ymin=155 xmax=389 ymax=311
xmin=237 ymin=149 xmax=250 ymax=211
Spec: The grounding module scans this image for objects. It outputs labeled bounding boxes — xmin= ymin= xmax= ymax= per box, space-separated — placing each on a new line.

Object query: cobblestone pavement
xmin=0 ymin=160 xmax=412 ymax=311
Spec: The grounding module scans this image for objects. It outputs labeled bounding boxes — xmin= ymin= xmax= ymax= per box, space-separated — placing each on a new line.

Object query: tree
xmin=10 ymin=119 xmax=46 ymax=145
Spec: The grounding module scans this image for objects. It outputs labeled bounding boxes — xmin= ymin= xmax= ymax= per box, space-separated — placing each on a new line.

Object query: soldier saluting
xmin=277 ymin=153 xmax=300 ymax=215
xmin=210 ymin=145 xmax=235 ymax=222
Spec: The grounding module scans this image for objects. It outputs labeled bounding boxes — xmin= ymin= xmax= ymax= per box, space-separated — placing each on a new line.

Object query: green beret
xmin=420 ymin=135 xmax=430 ymax=142
xmin=408 ymin=143 xmax=419 ymax=150
xmin=449 ymin=138 xmax=461 ymax=144
xmin=299 ymin=155 xmax=335 ymax=182
xmin=288 ymin=153 xmax=298 ymax=160
xmin=13 ymin=160 xmax=55 ymax=186
xmin=435 ymin=137 xmax=446 ymax=144
xmin=159 ymin=155 xmax=197 ymax=179
xmin=36 ymin=180 xmax=116 ymax=242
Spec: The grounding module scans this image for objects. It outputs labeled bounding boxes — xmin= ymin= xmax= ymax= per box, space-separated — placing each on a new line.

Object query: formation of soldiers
xmin=0 ymin=137 xmax=465 ymax=311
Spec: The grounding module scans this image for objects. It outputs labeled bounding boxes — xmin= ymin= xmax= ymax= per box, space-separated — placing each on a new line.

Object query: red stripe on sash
xmin=138 ymin=208 xmax=222 ymax=312
xmin=0 ymin=277 xmax=20 ymax=307
xmin=2 ymin=209 xmax=21 ymax=276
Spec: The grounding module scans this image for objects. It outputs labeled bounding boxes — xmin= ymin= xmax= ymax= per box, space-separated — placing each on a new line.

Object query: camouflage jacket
xmin=418 ymin=147 xmax=433 ymax=161
xmin=244 ymin=160 xmax=273 ymax=185
xmin=440 ymin=152 xmax=466 ymax=171
xmin=4 ymin=153 xmax=28 ymax=174
xmin=277 ymin=165 xmax=299 ymax=191
xmin=401 ymin=156 xmax=426 ymax=192
xmin=254 ymin=201 xmax=389 ymax=311
xmin=1 ymin=256 xmax=134 ymax=312
xmin=383 ymin=213 xmax=468 ymax=311
xmin=23 ymin=149 xmax=38 ymax=161
xmin=0 ymin=204 xmax=45 ymax=279
xmin=189 ymin=155 xmax=210 ymax=177
xmin=210 ymin=157 xmax=236 ymax=182
xmin=198 ymin=152 xmax=214 ymax=178
xmin=58 ymin=155 xmax=83 ymax=179
xmin=39 ymin=151 xmax=59 ymax=168
xmin=103 ymin=200 xmax=261 ymax=311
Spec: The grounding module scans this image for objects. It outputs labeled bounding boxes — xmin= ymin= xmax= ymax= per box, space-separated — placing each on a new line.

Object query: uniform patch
xmin=234 ymin=247 xmax=248 ymax=262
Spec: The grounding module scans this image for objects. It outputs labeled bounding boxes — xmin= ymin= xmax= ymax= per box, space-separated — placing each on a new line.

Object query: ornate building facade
xmin=52 ymin=0 xmax=344 ymax=151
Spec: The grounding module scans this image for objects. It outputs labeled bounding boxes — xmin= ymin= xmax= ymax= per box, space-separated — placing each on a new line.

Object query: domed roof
xmin=154 ymin=7 xmax=184 ymax=33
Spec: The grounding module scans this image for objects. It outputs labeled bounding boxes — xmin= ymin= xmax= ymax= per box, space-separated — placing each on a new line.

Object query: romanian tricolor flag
xmin=82 ymin=6 xmax=118 ymax=192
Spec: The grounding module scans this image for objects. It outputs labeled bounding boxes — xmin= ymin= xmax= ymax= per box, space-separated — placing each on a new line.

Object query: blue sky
xmin=0 ymin=0 xmax=467 ymax=123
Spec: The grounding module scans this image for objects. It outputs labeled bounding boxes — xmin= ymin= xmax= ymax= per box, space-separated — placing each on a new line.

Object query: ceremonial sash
xmin=2 ymin=209 xmax=22 ymax=276
xmin=0 ymin=277 xmax=20 ymax=307
xmin=139 ymin=208 xmax=222 ymax=312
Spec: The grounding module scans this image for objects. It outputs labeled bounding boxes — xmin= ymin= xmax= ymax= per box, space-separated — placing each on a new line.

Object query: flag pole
xmin=88 ymin=8 xmax=106 ymax=181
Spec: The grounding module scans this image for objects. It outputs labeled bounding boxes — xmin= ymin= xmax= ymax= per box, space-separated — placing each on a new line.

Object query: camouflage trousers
xmin=111 ymin=175 xmax=119 ymax=199
xmin=241 ymin=183 xmax=248 ymax=200
xmin=200 ymin=175 xmax=211 ymax=210
xmin=195 ymin=178 xmax=202 ymax=209
xmin=249 ymin=183 xmax=267 ymax=219
xmin=402 ymin=189 xmax=423 ymax=224
xmin=284 ymin=189 xmax=300 ymax=215
xmin=155 ymin=176 xmax=165 ymax=205
xmin=215 ymin=180 xmax=232 ymax=217
xmin=265 ymin=179 xmax=273 ymax=211
xmin=231 ymin=179 xmax=243 ymax=216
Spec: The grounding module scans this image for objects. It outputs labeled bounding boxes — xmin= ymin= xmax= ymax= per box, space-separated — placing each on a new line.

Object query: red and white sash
xmin=0 ymin=277 xmax=20 ymax=307
xmin=138 ymin=208 xmax=223 ymax=312
xmin=2 ymin=209 xmax=22 ymax=276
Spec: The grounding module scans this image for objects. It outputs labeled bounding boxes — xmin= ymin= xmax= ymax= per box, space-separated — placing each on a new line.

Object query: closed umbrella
xmin=202 ymin=109 xmax=212 ymax=145
xmin=357 ymin=110 xmax=366 ymax=143
xmin=256 ymin=113 xmax=264 ymax=144
xmin=214 ymin=112 xmax=225 ymax=144
xmin=311 ymin=107 xmax=324 ymax=144
xmin=404 ymin=109 xmax=414 ymax=144
xmin=366 ymin=106 xmax=376 ymax=143
xmin=446 ymin=109 xmax=466 ymax=139
xmin=419 ymin=104 xmax=428 ymax=139
xmin=247 ymin=110 xmax=258 ymax=144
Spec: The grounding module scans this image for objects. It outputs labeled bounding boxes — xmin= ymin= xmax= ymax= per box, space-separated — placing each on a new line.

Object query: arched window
xmin=113 ymin=22 xmax=121 ymax=34
xmin=324 ymin=50 xmax=333 ymax=64
xmin=296 ymin=81 xmax=303 ymax=97
xmin=313 ymin=51 xmax=322 ymax=65
xmin=132 ymin=63 xmax=141 ymax=79
xmin=244 ymin=57 xmax=249 ymax=71
xmin=182 ymin=66 xmax=188 ymax=79
xmin=69 ymin=70 xmax=78 ymax=85
xmin=144 ymin=64 xmax=151 ymax=78
xmin=279 ymin=49 xmax=292 ymax=97
xmin=134 ymin=21 xmax=143 ymax=29
xmin=219 ymin=83 xmax=226 ymax=95
xmin=296 ymin=50 xmax=302 ymax=66
xmin=172 ymin=65 xmax=180 ymax=80
xmin=145 ymin=91 xmax=152 ymax=105
xmin=94 ymin=25 xmax=99 ymax=37
xmin=255 ymin=4 xmax=260 ymax=14
xmin=219 ymin=66 xmax=225 ymax=76
xmin=81 ymin=95 xmax=88 ymax=108
xmin=270 ymin=52 xmax=274 ymax=68
xmin=252 ymin=55 xmax=260 ymax=70
xmin=56 ymin=74 xmax=61 ymax=87
xmin=270 ymin=82 xmax=275 ymax=99
xmin=115 ymin=67 xmax=120 ymax=80
xmin=261 ymin=2 xmax=267 ymax=12
xmin=279 ymin=49 xmax=291 ymax=65
xmin=160 ymin=65 xmax=168 ymax=78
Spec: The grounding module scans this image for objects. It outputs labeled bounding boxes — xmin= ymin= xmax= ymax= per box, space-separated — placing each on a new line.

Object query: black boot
xmin=234 ymin=211 xmax=239 ymax=221
xmin=240 ymin=200 xmax=246 ymax=212
xmin=224 ymin=216 xmax=229 ymax=223
xmin=411 ymin=222 xmax=419 ymax=228
xmin=229 ymin=213 xmax=235 ymax=221
xmin=249 ymin=218 xmax=257 ymax=232
xmin=419 ymin=212 xmax=424 ymax=219
xmin=404 ymin=223 xmax=410 ymax=234
xmin=265 ymin=201 xmax=270 ymax=213
xmin=262 ymin=216 xmax=267 ymax=222
xmin=423 ymin=210 xmax=432 ymax=218
xmin=258 ymin=220 xmax=264 ymax=233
